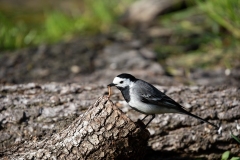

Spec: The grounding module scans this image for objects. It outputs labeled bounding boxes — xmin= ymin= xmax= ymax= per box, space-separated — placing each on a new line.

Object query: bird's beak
xmin=107 ymin=83 xmax=115 ymax=87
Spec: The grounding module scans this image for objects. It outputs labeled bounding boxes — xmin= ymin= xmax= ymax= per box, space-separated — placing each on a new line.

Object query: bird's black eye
xmin=120 ymin=81 xmax=123 ymax=84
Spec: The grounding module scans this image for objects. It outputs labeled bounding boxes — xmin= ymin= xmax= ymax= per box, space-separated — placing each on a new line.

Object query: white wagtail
xmin=108 ymin=73 xmax=219 ymax=129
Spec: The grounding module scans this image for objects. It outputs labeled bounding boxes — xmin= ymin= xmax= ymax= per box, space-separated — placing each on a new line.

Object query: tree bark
xmin=0 ymin=83 xmax=239 ymax=159
xmin=3 ymin=96 xmax=150 ymax=160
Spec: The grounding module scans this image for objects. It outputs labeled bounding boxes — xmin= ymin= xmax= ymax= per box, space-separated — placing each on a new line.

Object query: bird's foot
xmin=136 ymin=119 xmax=147 ymax=129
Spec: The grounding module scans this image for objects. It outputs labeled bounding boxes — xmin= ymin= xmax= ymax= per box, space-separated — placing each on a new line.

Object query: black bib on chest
xmin=118 ymin=86 xmax=130 ymax=103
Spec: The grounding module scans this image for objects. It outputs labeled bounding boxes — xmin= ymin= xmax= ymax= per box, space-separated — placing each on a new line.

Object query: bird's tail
xmin=180 ymin=109 xmax=219 ymax=129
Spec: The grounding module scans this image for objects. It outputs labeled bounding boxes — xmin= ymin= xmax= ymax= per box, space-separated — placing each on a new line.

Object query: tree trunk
xmin=3 ymin=96 xmax=150 ymax=160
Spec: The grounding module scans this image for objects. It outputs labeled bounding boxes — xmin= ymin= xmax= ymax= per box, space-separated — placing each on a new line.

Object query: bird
xmin=108 ymin=73 xmax=219 ymax=129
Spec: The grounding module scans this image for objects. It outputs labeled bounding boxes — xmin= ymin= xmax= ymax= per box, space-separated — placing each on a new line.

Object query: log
xmin=0 ymin=83 xmax=239 ymax=159
xmin=2 ymin=96 xmax=150 ymax=159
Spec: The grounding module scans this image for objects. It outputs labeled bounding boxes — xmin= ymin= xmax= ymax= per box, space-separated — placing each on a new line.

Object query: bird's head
xmin=108 ymin=73 xmax=137 ymax=89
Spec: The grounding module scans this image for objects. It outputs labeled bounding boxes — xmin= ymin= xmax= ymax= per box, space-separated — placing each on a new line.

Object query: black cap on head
xmin=117 ymin=73 xmax=137 ymax=82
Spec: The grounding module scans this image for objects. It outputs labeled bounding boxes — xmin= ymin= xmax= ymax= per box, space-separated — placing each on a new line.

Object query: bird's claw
xmin=136 ymin=119 xmax=147 ymax=129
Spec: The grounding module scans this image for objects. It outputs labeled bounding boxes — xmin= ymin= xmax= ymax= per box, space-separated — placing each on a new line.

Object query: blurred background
xmin=0 ymin=0 xmax=240 ymax=86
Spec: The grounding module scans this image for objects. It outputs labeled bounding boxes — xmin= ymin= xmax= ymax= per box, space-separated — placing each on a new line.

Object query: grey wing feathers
xmin=135 ymin=80 xmax=164 ymax=101
xmin=136 ymin=80 xmax=187 ymax=110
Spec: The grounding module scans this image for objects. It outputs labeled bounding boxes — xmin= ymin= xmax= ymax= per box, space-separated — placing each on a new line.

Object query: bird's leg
xmin=144 ymin=114 xmax=155 ymax=128
xmin=139 ymin=114 xmax=156 ymax=128
xmin=141 ymin=115 xmax=149 ymax=121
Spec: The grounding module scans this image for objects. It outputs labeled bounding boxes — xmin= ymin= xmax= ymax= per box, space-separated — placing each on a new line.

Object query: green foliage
xmin=222 ymin=151 xmax=230 ymax=160
xmin=221 ymin=151 xmax=240 ymax=160
xmin=43 ymin=11 xmax=76 ymax=42
xmin=221 ymin=133 xmax=240 ymax=160
xmin=0 ymin=0 xmax=134 ymax=50
xmin=0 ymin=13 xmax=37 ymax=50
xmin=231 ymin=132 xmax=240 ymax=144
xmin=154 ymin=2 xmax=240 ymax=70
xmin=198 ymin=0 xmax=240 ymax=39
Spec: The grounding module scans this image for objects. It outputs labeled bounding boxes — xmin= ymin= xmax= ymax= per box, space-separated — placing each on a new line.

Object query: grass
xmin=0 ymin=0 xmax=134 ymax=50
xmin=198 ymin=0 xmax=240 ymax=39
xmin=153 ymin=1 xmax=240 ymax=72
xmin=0 ymin=13 xmax=36 ymax=50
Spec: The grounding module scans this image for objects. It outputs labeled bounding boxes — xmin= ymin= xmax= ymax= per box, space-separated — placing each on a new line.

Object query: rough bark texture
xmin=2 ymin=96 xmax=150 ymax=159
xmin=0 ymin=83 xmax=240 ymax=159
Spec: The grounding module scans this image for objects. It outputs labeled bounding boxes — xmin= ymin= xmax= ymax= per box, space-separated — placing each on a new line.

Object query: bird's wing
xmin=141 ymin=92 xmax=182 ymax=109
xmin=136 ymin=80 xmax=185 ymax=110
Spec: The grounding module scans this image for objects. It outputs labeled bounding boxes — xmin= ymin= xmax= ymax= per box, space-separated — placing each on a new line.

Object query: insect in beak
xmin=107 ymin=83 xmax=115 ymax=98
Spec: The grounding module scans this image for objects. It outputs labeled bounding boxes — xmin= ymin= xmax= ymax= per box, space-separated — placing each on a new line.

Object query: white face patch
xmin=113 ymin=77 xmax=131 ymax=88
